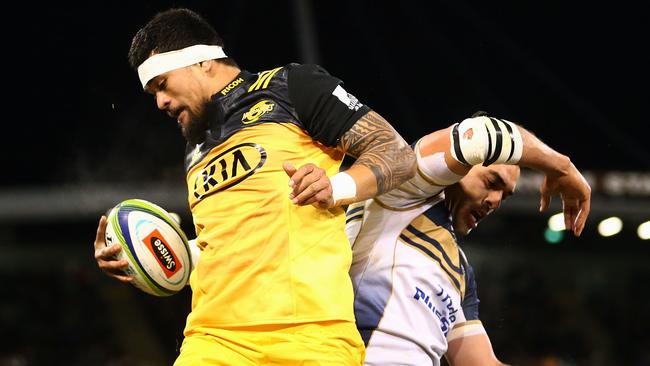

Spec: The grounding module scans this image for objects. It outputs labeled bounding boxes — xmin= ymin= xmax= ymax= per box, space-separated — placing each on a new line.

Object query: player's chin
xmin=183 ymin=125 xmax=207 ymax=145
xmin=454 ymin=211 xmax=478 ymax=236
xmin=456 ymin=217 xmax=475 ymax=236
xmin=458 ymin=225 xmax=472 ymax=236
xmin=182 ymin=117 xmax=209 ymax=145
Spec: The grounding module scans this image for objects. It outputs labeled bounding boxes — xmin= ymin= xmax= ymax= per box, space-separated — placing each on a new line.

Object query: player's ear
xmin=199 ymin=60 xmax=213 ymax=72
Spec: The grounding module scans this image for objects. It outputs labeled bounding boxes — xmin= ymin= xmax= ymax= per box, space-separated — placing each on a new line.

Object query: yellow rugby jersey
xmin=183 ymin=64 xmax=371 ymax=330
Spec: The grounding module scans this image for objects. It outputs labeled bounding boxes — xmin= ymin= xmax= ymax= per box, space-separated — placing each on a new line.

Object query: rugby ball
xmin=104 ymin=199 xmax=192 ymax=296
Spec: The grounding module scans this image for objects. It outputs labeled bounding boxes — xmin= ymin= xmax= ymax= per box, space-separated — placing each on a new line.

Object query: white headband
xmin=137 ymin=44 xmax=227 ymax=88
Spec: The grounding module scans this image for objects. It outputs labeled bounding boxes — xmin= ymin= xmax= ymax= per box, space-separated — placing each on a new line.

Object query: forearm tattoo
xmin=339 ymin=111 xmax=416 ymax=194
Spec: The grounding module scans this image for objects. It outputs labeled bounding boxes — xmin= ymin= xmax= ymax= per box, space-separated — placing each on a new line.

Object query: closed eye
xmin=145 ymin=77 xmax=167 ymax=95
xmin=489 ymin=171 xmax=515 ymax=200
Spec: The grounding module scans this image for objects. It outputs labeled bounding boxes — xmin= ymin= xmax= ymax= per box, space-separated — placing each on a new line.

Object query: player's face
xmin=146 ymin=66 xmax=213 ymax=144
xmin=445 ymin=165 xmax=520 ymax=236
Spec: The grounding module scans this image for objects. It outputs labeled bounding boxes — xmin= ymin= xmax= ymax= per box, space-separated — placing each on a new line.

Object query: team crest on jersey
xmin=242 ymin=100 xmax=275 ymax=124
xmin=192 ymin=143 xmax=267 ymax=200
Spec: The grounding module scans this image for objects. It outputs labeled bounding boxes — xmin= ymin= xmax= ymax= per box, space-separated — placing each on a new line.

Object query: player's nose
xmin=155 ymin=92 xmax=171 ymax=111
xmin=485 ymin=190 xmax=503 ymax=210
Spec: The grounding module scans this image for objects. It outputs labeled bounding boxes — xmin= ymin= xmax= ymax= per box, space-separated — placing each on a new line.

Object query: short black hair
xmin=127 ymin=8 xmax=237 ymax=69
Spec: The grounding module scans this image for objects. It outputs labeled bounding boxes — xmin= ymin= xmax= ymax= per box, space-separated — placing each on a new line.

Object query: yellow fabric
xmin=185 ymin=122 xmax=356 ymax=331
xmin=174 ymin=321 xmax=364 ymax=365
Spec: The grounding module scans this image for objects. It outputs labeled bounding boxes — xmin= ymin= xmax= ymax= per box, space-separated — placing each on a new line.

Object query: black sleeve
xmin=287 ymin=63 xmax=371 ymax=147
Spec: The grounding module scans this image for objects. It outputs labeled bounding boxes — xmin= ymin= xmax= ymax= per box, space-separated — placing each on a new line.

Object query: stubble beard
xmin=181 ymin=102 xmax=217 ymax=145
xmin=182 ymin=117 xmax=209 ymax=145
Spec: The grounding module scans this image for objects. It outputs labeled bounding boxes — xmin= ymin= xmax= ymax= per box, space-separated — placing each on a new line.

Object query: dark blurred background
xmin=1 ymin=1 xmax=648 ymax=365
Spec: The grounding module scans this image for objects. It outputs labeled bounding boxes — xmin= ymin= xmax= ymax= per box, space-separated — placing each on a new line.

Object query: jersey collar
xmin=212 ymin=70 xmax=256 ymax=102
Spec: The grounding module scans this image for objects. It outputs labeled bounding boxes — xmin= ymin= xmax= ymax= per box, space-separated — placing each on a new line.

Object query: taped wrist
xmin=331 ymin=172 xmax=357 ymax=205
xmin=188 ymin=239 xmax=201 ymax=273
xmin=450 ymin=116 xmax=523 ymax=166
xmin=447 ymin=320 xmax=486 ymax=342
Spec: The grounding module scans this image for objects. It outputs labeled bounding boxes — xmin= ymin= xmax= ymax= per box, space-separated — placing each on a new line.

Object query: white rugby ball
xmin=105 ymin=199 xmax=192 ymax=296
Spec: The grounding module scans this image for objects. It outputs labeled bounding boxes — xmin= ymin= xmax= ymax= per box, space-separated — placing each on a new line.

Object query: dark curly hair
xmin=127 ymin=8 xmax=237 ymax=69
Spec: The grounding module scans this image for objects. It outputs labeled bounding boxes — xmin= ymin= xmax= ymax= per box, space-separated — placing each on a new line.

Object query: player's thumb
xmin=283 ymin=162 xmax=297 ymax=178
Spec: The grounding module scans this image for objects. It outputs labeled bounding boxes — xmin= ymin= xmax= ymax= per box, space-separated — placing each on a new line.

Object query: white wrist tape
xmin=447 ymin=320 xmax=486 ymax=342
xmin=330 ymin=172 xmax=357 ymax=204
xmin=450 ymin=116 xmax=523 ymax=166
xmin=188 ymin=239 xmax=201 ymax=272
xmin=137 ymin=44 xmax=228 ymax=88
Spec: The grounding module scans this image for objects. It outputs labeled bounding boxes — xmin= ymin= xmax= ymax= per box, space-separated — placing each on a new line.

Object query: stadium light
xmin=598 ymin=217 xmax=623 ymax=237
xmin=547 ymin=213 xmax=565 ymax=231
xmin=544 ymin=228 xmax=564 ymax=244
xmin=638 ymin=221 xmax=650 ymax=240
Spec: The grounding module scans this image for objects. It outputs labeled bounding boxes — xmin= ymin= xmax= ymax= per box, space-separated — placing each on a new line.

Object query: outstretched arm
xmin=418 ymin=115 xmax=591 ymax=235
xmin=520 ymin=128 xmax=591 ymax=236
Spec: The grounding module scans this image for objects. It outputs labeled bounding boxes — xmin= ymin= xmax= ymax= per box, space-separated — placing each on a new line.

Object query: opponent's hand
xmin=283 ymin=162 xmax=334 ymax=209
xmin=539 ymin=162 xmax=591 ymax=236
xmin=93 ymin=215 xmax=133 ymax=283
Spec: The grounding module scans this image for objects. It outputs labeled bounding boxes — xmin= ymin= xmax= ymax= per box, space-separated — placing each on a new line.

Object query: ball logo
xmin=142 ymin=229 xmax=182 ymax=278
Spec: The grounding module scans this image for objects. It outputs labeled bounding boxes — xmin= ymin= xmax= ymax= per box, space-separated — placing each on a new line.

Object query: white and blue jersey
xmin=346 ymin=142 xmax=483 ymax=365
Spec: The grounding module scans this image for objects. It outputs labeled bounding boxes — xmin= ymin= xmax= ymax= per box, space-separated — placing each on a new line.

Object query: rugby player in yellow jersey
xmin=93 ymin=7 xmax=416 ymax=366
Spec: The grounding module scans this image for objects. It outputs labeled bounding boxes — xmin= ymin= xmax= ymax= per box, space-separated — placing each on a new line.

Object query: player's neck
xmin=211 ymin=63 xmax=242 ymax=96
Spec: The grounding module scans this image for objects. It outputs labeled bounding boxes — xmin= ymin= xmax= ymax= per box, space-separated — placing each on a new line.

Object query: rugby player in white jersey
xmin=346 ymin=113 xmax=591 ymax=365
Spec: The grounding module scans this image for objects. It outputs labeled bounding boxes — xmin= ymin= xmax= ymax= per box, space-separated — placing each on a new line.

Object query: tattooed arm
xmin=336 ymin=110 xmax=416 ymax=204
xmin=285 ymin=110 xmax=415 ymax=208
